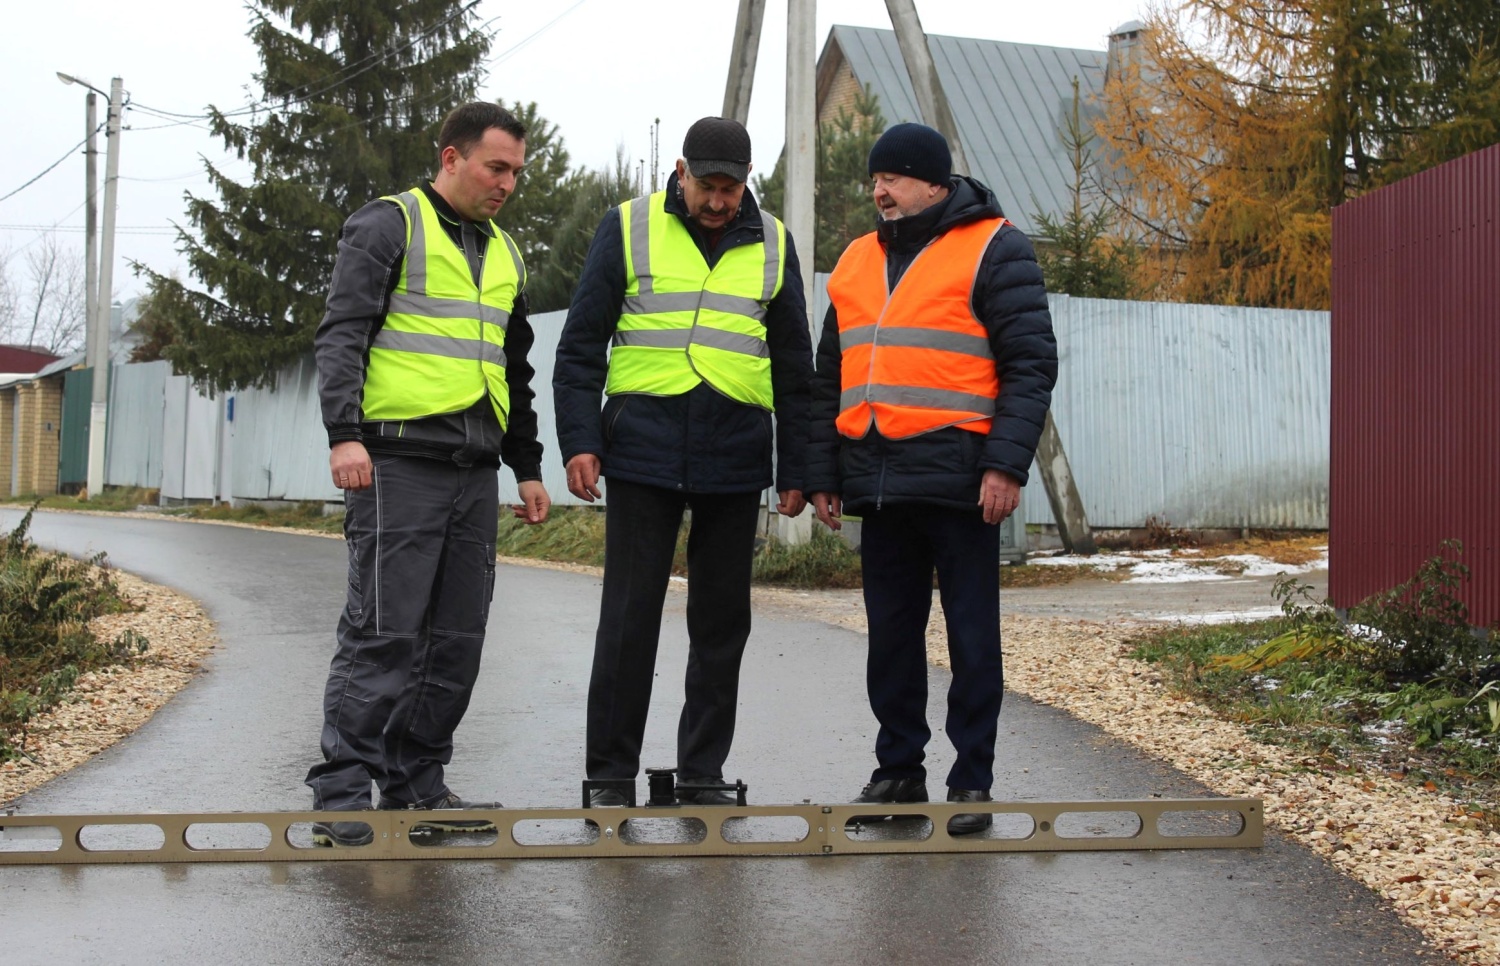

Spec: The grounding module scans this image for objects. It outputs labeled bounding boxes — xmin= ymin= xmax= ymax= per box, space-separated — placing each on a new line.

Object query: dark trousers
xmin=860 ymin=504 xmax=1003 ymax=792
xmin=306 ymin=457 xmax=498 ymax=810
xmin=586 ymin=478 xmax=761 ymax=781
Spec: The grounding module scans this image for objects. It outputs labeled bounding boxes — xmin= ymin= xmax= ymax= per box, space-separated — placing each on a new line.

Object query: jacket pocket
xmin=603 ymin=395 xmax=629 ymax=443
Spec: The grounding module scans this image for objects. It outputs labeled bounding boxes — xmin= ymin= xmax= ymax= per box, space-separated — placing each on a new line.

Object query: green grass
xmin=752 ymin=527 xmax=862 ymax=589
xmin=1 ymin=488 xmax=346 ymax=534
xmin=2 ymin=486 xmax=159 ymax=513
xmin=178 ymin=500 xmax=345 ymax=534
xmin=496 ymin=507 xmax=866 ymax=589
xmin=496 ymin=505 xmax=609 ymax=567
xmin=1128 ymin=613 xmax=1500 ymax=809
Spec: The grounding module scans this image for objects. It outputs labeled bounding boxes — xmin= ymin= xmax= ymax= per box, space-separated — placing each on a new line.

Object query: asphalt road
xmin=0 ymin=509 xmax=1438 ymax=965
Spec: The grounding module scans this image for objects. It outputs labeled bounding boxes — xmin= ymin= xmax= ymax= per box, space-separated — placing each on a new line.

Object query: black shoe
xmin=677 ymin=778 xmax=738 ymax=806
xmin=380 ymin=791 xmax=498 ymax=833
xmin=588 ymin=788 xmax=629 ymax=808
xmin=310 ymin=818 xmax=374 ymax=848
xmin=848 ymin=777 xmax=928 ymax=825
xmin=946 ymin=788 xmax=994 ymax=835
xmin=853 ymin=778 xmax=929 ymax=805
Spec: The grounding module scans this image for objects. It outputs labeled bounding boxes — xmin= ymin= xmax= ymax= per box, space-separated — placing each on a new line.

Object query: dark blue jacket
xmin=553 ymin=173 xmax=812 ymax=494
xmin=806 ymin=176 xmax=1058 ymax=513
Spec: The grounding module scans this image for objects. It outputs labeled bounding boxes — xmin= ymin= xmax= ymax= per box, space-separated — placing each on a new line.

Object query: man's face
xmin=442 ymin=128 xmax=526 ymax=221
xmin=871 ymin=172 xmax=943 ymax=220
xmin=677 ymin=160 xmax=748 ymax=231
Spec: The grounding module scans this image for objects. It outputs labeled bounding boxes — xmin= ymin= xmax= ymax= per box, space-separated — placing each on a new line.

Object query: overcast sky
xmin=1 ymin=0 xmax=1141 ymax=302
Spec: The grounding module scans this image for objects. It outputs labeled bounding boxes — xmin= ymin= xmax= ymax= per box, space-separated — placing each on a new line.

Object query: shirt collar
xmin=420 ymin=181 xmax=497 ymax=238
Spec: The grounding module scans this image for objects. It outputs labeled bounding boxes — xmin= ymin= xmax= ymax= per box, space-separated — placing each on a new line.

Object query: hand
xmin=979 ymin=469 xmax=1021 ymax=525
xmin=514 ymin=480 xmax=550 ymax=525
xmin=565 ymin=454 xmax=602 ymax=503
xmin=330 ymin=441 xmax=373 ymax=491
xmin=810 ymin=491 xmax=842 ymax=531
xmin=776 ymin=489 xmax=807 ymax=518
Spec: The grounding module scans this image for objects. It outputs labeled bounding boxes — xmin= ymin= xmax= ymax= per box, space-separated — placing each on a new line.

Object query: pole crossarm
xmin=0 ymin=798 xmax=1262 ymax=865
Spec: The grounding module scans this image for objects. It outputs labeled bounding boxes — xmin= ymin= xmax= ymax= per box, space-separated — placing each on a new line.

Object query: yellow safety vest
xmin=605 ymin=191 xmax=785 ymax=410
xmin=361 ymin=188 xmax=525 ymax=429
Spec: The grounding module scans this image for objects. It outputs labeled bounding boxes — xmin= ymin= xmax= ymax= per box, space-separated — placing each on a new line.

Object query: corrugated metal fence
xmin=1330 ymin=143 xmax=1499 ymax=626
xmin=1029 ymin=294 xmax=1330 ymax=529
xmin=100 ymin=294 xmax=1333 ymax=530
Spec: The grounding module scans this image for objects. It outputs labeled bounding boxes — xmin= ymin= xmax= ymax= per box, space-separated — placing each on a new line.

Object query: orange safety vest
xmin=828 ymin=217 xmax=1007 ymax=440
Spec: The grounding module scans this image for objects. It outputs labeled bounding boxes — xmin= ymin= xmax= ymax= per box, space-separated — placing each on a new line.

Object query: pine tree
xmin=756 ymin=86 xmax=886 ymax=271
xmin=1031 ymin=79 xmax=1138 ymax=300
xmin=137 ymin=0 xmax=492 ymax=392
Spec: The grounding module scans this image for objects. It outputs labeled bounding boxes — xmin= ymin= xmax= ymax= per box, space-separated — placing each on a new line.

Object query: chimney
xmin=1107 ymin=20 xmax=1145 ymax=85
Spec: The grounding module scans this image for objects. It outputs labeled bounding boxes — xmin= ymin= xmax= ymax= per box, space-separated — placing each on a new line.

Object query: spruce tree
xmin=1031 ymin=79 xmax=1138 ymax=300
xmin=138 ymin=0 xmax=491 ymax=392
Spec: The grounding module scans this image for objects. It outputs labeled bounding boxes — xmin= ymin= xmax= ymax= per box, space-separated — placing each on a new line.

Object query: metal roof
xmin=825 ymin=24 xmax=1107 ymax=236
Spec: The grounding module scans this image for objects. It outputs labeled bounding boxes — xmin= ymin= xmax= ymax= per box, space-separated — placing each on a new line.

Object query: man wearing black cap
xmin=554 ymin=117 xmax=812 ymax=806
xmin=807 ymin=122 xmax=1058 ymax=834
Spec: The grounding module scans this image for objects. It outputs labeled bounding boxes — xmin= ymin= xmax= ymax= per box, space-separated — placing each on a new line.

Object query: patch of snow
xmin=1213 ymin=553 xmax=1328 ymax=577
xmin=1125 ymin=561 xmax=1234 ymax=583
xmin=1027 ymin=553 xmax=1134 ymax=569
xmin=1155 ymin=606 xmax=1284 ymax=624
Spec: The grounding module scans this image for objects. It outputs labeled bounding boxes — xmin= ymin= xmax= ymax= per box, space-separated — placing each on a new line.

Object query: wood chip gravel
xmin=1 ymin=570 xmax=217 ymax=805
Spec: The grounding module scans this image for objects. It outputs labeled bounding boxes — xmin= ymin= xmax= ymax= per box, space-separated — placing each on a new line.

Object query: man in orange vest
xmin=808 ymin=123 xmax=1057 ymax=835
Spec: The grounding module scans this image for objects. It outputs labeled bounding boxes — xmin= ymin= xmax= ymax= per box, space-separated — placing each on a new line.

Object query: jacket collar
xmin=662 ymin=170 xmax=765 ymax=249
xmin=874 ymin=175 xmax=1004 ymax=251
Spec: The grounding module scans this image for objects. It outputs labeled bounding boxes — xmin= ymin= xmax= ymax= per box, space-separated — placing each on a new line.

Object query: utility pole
xmin=83 ymin=92 xmax=99 ymax=375
xmin=57 ymin=71 xmax=121 ymax=499
xmin=775 ymin=0 xmax=818 ymax=545
xmin=882 ymin=2 xmax=1097 ymax=554
xmin=722 ymin=0 xmax=767 ymax=124
xmin=88 ymin=76 xmax=123 ymax=499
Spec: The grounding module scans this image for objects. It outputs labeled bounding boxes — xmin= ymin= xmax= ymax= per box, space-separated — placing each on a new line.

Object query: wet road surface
xmin=0 ymin=509 xmax=1438 ymax=965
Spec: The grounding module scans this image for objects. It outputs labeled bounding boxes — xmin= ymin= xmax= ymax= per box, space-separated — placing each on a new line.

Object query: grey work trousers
xmin=305 ymin=456 xmax=498 ymax=810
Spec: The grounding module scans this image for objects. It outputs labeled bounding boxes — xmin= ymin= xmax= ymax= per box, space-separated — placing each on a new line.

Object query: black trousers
xmin=860 ymin=503 xmax=1003 ymax=792
xmin=306 ymin=457 xmax=498 ymax=810
xmin=585 ymin=478 xmax=761 ymax=781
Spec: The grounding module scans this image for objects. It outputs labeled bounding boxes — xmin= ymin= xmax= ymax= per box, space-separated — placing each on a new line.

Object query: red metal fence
xmin=1330 ymin=143 xmax=1500 ymax=626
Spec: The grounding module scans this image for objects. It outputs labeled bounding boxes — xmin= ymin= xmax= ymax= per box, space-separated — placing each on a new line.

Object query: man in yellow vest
xmin=307 ymin=102 xmax=550 ymax=847
xmin=808 ymin=123 xmax=1058 ymax=834
xmin=554 ymin=117 xmax=812 ymax=807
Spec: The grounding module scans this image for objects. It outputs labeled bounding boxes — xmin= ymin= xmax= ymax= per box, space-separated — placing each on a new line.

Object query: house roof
xmin=822 ymin=24 xmax=1107 ymax=236
xmin=0 ymin=345 xmax=60 ymax=374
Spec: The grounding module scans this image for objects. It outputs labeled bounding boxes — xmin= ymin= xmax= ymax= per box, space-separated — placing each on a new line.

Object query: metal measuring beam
xmin=0 ymin=798 xmax=1261 ymax=865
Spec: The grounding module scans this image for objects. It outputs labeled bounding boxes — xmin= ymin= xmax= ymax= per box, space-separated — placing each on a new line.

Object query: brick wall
xmin=16 ymin=379 xmax=62 ymax=496
xmin=0 ymin=389 xmax=13 ymax=496
xmin=818 ymin=63 xmax=863 ymax=127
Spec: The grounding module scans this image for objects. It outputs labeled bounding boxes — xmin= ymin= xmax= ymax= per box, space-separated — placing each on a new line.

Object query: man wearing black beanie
xmin=807 ymin=122 xmax=1058 ymax=835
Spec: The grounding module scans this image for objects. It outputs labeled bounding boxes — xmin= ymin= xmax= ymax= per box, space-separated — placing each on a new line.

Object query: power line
xmin=0 ymin=123 xmax=106 ymax=204
xmin=0 ymin=224 xmax=177 ymax=235
xmin=128 ymin=6 xmax=496 ymax=125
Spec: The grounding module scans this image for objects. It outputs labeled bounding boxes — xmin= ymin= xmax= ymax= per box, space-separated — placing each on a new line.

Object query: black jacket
xmin=552 ymin=173 xmax=813 ymax=494
xmin=313 ymin=181 xmax=543 ymax=478
xmin=806 ymin=176 xmax=1058 ymax=513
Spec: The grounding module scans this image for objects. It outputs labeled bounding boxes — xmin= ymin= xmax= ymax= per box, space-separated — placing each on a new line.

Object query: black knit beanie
xmin=867 ymin=122 xmax=952 ymax=184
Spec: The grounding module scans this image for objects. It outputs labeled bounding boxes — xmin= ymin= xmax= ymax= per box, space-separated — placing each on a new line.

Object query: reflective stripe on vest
xmin=828 ymin=217 xmax=1007 ymax=439
xmin=605 ymin=191 xmax=785 ymax=410
xmin=361 ymin=189 xmax=525 ymax=429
